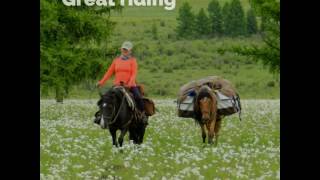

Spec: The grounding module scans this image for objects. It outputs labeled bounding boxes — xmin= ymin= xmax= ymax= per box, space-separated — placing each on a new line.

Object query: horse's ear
xmin=97 ymin=99 xmax=102 ymax=106
xmin=98 ymin=89 xmax=103 ymax=97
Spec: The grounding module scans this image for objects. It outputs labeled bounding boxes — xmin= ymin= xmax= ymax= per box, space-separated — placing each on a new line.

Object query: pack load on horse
xmin=177 ymin=76 xmax=242 ymax=120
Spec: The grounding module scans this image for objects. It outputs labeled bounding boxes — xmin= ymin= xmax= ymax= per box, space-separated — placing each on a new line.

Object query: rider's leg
xmin=131 ymin=86 xmax=144 ymax=112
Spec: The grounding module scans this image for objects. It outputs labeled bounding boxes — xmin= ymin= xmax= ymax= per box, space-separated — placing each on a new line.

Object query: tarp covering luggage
xmin=177 ymin=76 xmax=241 ymax=120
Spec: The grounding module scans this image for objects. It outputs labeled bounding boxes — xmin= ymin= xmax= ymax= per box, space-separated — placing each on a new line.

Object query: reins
xmin=107 ymin=93 xmax=126 ymax=125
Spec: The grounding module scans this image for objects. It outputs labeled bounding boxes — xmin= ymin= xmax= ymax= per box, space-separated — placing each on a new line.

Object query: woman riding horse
xmin=97 ymin=41 xmax=145 ymax=117
xmin=95 ymin=41 xmax=148 ymax=146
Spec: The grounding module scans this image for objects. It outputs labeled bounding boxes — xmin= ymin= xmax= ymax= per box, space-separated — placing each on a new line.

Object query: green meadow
xmin=40 ymin=99 xmax=280 ymax=179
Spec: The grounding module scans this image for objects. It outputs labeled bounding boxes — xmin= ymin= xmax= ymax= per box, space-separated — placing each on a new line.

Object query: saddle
xmin=114 ymin=84 xmax=155 ymax=117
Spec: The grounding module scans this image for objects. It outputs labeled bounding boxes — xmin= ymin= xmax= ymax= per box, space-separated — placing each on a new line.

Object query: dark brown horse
xmin=194 ymin=85 xmax=222 ymax=145
xmin=95 ymin=86 xmax=148 ymax=147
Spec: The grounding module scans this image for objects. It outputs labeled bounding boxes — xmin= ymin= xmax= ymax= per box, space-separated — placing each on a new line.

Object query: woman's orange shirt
xmin=99 ymin=56 xmax=137 ymax=87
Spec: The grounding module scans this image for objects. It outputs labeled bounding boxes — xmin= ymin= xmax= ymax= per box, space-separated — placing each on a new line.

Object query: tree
xmin=229 ymin=0 xmax=246 ymax=36
xmin=233 ymin=0 xmax=280 ymax=74
xmin=222 ymin=2 xmax=232 ymax=36
xmin=40 ymin=0 xmax=120 ymax=102
xmin=260 ymin=15 xmax=267 ymax=33
xmin=246 ymin=9 xmax=258 ymax=35
xmin=195 ymin=8 xmax=211 ymax=37
xmin=207 ymin=0 xmax=223 ymax=37
xmin=151 ymin=23 xmax=158 ymax=40
xmin=176 ymin=2 xmax=195 ymax=38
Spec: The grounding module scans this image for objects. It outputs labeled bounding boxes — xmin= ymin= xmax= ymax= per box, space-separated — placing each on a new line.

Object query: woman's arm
xmin=99 ymin=60 xmax=116 ymax=86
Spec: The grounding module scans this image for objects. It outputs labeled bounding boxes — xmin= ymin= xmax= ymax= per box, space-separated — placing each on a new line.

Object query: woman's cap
xmin=121 ymin=41 xmax=133 ymax=50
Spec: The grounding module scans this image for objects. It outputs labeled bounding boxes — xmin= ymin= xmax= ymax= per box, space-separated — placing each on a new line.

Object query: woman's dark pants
xmin=131 ymin=86 xmax=144 ymax=112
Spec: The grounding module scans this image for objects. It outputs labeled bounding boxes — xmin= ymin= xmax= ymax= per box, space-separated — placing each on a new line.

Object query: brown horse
xmin=194 ymin=85 xmax=222 ymax=145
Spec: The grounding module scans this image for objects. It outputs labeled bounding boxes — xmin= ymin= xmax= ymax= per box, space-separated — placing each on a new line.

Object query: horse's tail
xmin=236 ymin=92 xmax=242 ymax=121
xmin=193 ymin=117 xmax=202 ymax=126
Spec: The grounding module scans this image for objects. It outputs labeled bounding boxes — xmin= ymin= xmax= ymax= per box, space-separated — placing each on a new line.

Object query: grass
xmin=40 ymin=99 xmax=279 ymax=179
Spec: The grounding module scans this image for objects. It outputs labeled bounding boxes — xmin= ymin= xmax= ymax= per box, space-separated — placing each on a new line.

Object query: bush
xmin=167 ymin=33 xmax=176 ymax=40
xmin=163 ymin=66 xmax=173 ymax=73
xmin=235 ymin=81 xmax=244 ymax=88
xmin=151 ymin=23 xmax=158 ymax=40
xmin=149 ymin=66 xmax=159 ymax=73
xmin=160 ymin=21 xmax=165 ymax=27
xmin=217 ymin=48 xmax=226 ymax=55
xmin=154 ymin=86 xmax=169 ymax=96
xmin=267 ymin=81 xmax=275 ymax=87
xmin=189 ymin=51 xmax=200 ymax=59
xmin=172 ymin=63 xmax=181 ymax=70
xmin=166 ymin=49 xmax=174 ymax=56
xmin=223 ymin=60 xmax=231 ymax=64
xmin=214 ymin=64 xmax=222 ymax=70
xmin=245 ymin=65 xmax=253 ymax=69
xmin=158 ymin=44 xmax=164 ymax=55
xmin=144 ymin=29 xmax=151 ymax=34
xmin=231 ymin=70 xmax=238 ymax=76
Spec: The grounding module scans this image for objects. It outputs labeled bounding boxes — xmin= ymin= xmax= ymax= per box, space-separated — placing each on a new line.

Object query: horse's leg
xmin=214 ymin=117 xmax=222 ymax=146
xmin=138 ymin=118 xmax=148 ymax=144
xmin=128 ymin=126 xmax=135 ymax=142
xmin=200 ymin=124 xmax=206 ymax=143
xmin=138 ymin=125 xmax=146 ymax=144
xmin=110 ymin=128 xmax=118 ymax=147
xmin=206 ymin=122 xmax=212 ymax=144
xmin=207 ymin=117 xmax=217 ymax=145
xmin=118 ymin=128 xmax=128 ymax=147
xmin=129 ymin=124 xmax=139 ymax=144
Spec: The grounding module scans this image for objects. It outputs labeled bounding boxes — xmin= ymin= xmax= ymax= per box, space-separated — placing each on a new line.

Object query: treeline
xmin=177 ymin=0 xmax=258 ymax=38
xmin=233 ymin=0 xmax=280 ymax=74
xmin=40 ymin=0 xmax=121 ymax=102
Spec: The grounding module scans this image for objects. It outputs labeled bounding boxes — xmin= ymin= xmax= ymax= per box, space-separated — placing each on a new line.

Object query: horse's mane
xmin=193 ymin=85 xmax=216 ymax=121
xmin=98 ymin=87 xmax=123 ymax=106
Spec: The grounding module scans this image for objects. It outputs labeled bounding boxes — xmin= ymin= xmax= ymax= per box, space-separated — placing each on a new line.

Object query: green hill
xmin=41 ymin=0 xmax=279 ymax=99
xmin=111 ymin=0 xmax=250 ymax=18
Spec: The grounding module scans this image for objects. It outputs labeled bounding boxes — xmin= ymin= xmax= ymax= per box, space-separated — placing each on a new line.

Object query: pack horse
xmin=177 ymin=76 xmax=242 ymax=145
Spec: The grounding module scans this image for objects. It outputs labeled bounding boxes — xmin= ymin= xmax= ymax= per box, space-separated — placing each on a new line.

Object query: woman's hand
xmin=96 ymin=81 xmax=103 ymax=88
xmin=128 ymin=80 xmax=136 ymax=87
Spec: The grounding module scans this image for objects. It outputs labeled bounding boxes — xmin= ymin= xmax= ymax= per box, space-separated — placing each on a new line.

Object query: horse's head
xmin=97 ymin=88 xmax=122 ymax=128
xmin=199 ymin=97 xmax=212 ymax=122
xmin=195 ymin=86 xmax=217 ymax=123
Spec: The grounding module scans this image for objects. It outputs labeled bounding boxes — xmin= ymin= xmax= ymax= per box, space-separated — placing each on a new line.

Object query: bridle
xmin=103 ymin=92 xmax=126 ymax=126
